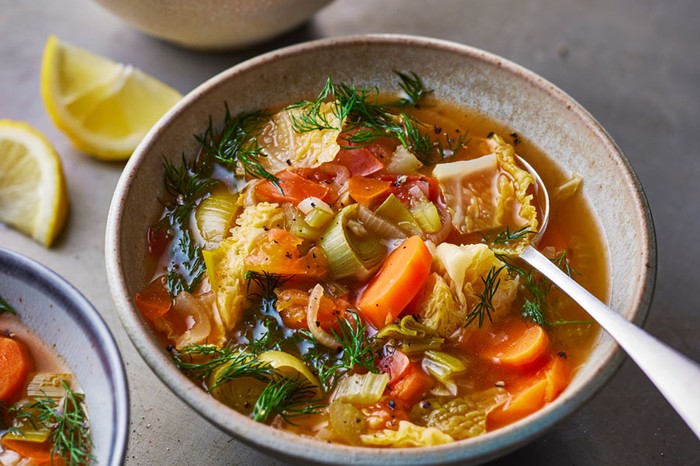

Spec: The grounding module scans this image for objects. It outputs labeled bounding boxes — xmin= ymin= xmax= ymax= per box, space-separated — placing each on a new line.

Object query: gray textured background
xmin=1 ymin=0 xmax=698 ymax=464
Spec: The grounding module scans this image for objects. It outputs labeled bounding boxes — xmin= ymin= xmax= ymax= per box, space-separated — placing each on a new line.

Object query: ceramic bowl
xmin=0 ymin=248 xmax=129 ymax=466
xmin=93 ymin=0 xmax=334 ymax=50
xmin=106 ymin=34 xmax=655 ymax=465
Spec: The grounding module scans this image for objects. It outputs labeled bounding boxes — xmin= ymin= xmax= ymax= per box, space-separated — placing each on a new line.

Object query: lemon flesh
xmin=0 ymin=120 xmax=68 ymax=246
xmin=40 ymin=35 xmax=182 ymax=160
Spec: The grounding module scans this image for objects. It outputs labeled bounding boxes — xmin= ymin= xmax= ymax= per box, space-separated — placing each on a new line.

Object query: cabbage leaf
xmin=411 ymin=272 xmax=465 ymax=338
xmin=258 ymin=103 xmax=342 ymax=172
xmin=435 ymin=243 xmax=518 ymax=320
xmin=360 ymin=420 xmax=454 ymax=447
xmin=207 ymin=202 xmax=286 ymax=331
xmin=432 ymin=134 xmax=538 ymax=251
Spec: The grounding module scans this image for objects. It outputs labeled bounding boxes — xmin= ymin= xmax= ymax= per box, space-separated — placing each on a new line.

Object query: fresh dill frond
xmin=196 ymin=108 xmax=280 ymax=190
xmin=300 ymin=311 xmax=379 ymax=391
xmin=487 ymin=225 xmax=535 ymax=245
xmin=332 ymin=311 xmax=379 ymax=374
xmin=170 ymin=344 xmax=272 ymax=388
xmin=245 ymin=271 xmax=292 ymax=303
xmin=392 ymin=70 xmax=431 ymax=107
xmin=165 ymin=231 xmax=207 ymax=296
xmin=550 ymin=250 xmax=580 ymax=278
xmin=251 ymin=377 xmax=323 ymax=424
xmin=9 ymin=383 xmax=94 ymax=466
xmin=521 ymin=298 xmax=547 ymax=326
xmin=0 ymin=294 xmax=16 ymax=315
xmin=465 ymin=266 xmax=504 ymax=328
xmin=160 ymin=154 xmax=217 ymax=229
xmin=287 ymin=76 xmax=347 ymax=133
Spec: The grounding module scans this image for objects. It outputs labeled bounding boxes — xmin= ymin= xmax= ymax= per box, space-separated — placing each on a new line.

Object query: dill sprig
xmin=251 ymin=377 xmax=324 ymax=424
xmin=196 ymin=108 xmax=280 ymax=190
xmin=392 ymin=70 xmax=432 ymax=107
xmin=497 ymin=253 xmax=590 ymax=326
xmin=243 ymin=271 xmax=295 ymax=354
xmin=245 ymin=271 xmax=292 ymax=303
xmin=165 ymin=231 xmax=207 ymax=296
xmin=0 ymin=294 xmax=16 ymax=315
xmin=160 ymin=155 xmax=217 ymax=229
xmin=9 ymin=383 xmax=93 ymax=466
xmin=300 ymin=311 xmax=379 ymax=391
xmin=465 ymin=266 xmax=504 ymax=328
xmin=487 ymin=225 xmax=535 ymax=246
xmin=287 ymin=77 xmax=349 ymax=133
xmin=170 ymin=344 xmax=272 ymax=387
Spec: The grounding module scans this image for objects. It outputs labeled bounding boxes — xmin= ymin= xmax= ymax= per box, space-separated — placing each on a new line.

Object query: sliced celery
xmin=284 ymin=203 xmax=323 ymax=240
xmin=410 ymin=202 xmax=442 ymax=234
xmin=331 ymin=373 xmax=389 ymax=406
xmin=385 ymin=145 xmax=424 ymax=174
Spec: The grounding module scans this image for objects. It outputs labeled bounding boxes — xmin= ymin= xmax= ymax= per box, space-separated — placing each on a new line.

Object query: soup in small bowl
xmin=106 ymin=35 xmax=655 ymax=465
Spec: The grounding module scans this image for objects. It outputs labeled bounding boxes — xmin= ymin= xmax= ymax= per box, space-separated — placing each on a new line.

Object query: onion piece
xmin=426 ymin=202 xmax=453 ymax=244
xmin=306 ymin=284 xmax=340 ymax=349
xmin=173 ymin=291 xmax=212 ymax=348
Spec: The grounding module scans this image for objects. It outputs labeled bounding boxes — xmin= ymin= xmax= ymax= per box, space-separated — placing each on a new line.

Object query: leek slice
xmin=422 ymin=350 xmax=467 ymax=396
xmin=374 ymin=194 xmax=422 ymax=236
xmin=376 ymin=316 xmax=444 ymax=354
xmin=319 ymin=205 xmax=386 ymax=280
xmin=305 ymin=207 xmax=334 ymax=229
xmin=330 ymin=372 xmax=389 ymax=406
xmin=284 ymin=203 xmax=322 ymax=240
xmin=194 ymin=185 xmax=239 ymax=249
xmin=385 ymin=145 xmax=424 ymax=174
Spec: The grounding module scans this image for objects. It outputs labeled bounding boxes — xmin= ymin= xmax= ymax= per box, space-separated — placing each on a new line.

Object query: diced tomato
xmin=388 ymin=361 xmax=434 ymax=405
xmin=245 ymin=228 xmax=328 ymax=277
xmin=254 ymin=170 xmax=329 ymax=205
xmin=276 ymin=288 xmax=350 ymax=332
xmin=334 ymin=147 xmax=385 ymax=176
xmin=374 ymin=174 xmax=441 ymax=204
xmin=135 ymin=275 xmax=172 ymax=321
xmin=147 ymin=225 xmax=171 ymax=257
xmin=378 ymin=349 xmax=411 ymax=385
xmin=348 ymin=176 xmax=393 ymax=205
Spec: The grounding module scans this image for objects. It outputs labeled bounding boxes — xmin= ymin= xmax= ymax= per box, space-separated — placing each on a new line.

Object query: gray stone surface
xmin=1 ymin=0 xmax=698 ymax=464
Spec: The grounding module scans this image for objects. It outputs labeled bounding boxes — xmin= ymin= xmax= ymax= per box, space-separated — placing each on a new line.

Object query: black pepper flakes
xmin=558 ymin=351 xmax=568 ymax=359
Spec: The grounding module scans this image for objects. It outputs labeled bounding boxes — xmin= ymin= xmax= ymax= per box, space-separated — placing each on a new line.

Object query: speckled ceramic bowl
xmin=0 ymin=248 xmax=129 ymax=466
xmin=106 ymin=34 xmax=655 ymax=465
xmin=93 ymin=0 xmax=334 ymax=50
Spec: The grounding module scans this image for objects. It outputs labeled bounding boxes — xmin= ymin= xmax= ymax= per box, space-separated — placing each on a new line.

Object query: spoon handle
xmin=521 ymin=245 xmax=700 ymax=439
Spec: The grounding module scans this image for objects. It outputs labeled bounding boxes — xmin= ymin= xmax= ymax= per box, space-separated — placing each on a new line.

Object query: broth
xmin=135 ymin=73 xmax=607 ymax=447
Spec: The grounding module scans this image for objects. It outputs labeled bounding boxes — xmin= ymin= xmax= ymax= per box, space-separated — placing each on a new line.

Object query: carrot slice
xmin=488 ymin=377 xmax=547 ymax=428
xmin=135 ymin=275 xmax=172 ymax=321
xmin=0 ymin=336 xmax=32 ymax=402
xmin=254 ymin=170 xmax=329 ymax=205
xmin=483 ymin=321 xmax=549 ymax=368
xmin=1 ymin=438 xmax=65 ymax=466
xmin=357 ymin=236 xmax=432 ymax=329
xmin=544 ymin=356 xmax=572 ymax=402
xmin=348 ymin=176 xmax=392 ymax=205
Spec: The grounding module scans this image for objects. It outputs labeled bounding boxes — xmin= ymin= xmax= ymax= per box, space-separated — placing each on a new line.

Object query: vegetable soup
xmin=135 ymin=72 xmax=607 ymax=447
xmin=0 ymin=299 xmax=93 ymax=465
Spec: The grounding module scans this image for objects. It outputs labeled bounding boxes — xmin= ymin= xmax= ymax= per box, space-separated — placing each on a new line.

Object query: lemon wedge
xmin=40 ymin=35 xmax=182 ymax=160
xmin=0 ymin=120 xmax=68 ymax=246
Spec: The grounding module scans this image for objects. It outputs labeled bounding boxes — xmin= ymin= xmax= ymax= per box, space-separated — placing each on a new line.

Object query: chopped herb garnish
xmin=165 ymin=231 xmax=207 ymax=296
xmin=196 ymin=107 xmax=280 ymax=190
xmin=9 ymin=382 xmax=94 ymax=466
xmin=251 ymin=377 xmax=323 ymax=424
xmin=170 ymin=344 xmax=272 ymax=387
xmin=465 ymin=266 xmax=504 ymax=328
xmin=487 ymin=225 xmax=535 ymax=246
xmin=392 ymin=70 xmax=432 ymax=107
xmin=0 ymin=295 xmax=16 ymax=315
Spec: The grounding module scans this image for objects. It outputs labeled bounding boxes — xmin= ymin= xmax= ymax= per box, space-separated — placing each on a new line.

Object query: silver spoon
xmin=516 ymin=156 xmax=700 ymax=439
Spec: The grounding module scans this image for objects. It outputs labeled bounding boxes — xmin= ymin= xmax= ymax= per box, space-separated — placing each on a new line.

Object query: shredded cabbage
xmin=412 ymin=272 xmax=465 ymax=338
xmin=258 ymin=102 xmax=342 ymax=172
xmin=208 ymin=202 xmax=286 ymax=331
xmin=432 ymin=134 xmax=538 ymax=247
xmin=435 ymin=243 xmax=518 ymax=319
xmin=360 ymin=420 xmax=454 ymax=447
xmin=410 ymin=387 xmax=507 ymax=440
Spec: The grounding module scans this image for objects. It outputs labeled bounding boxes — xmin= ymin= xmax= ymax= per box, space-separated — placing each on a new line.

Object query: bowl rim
xmin=0 ymin=247 xmax=130 ymax=466
xmin=106 ymin=33 xmax=656 ymax=465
